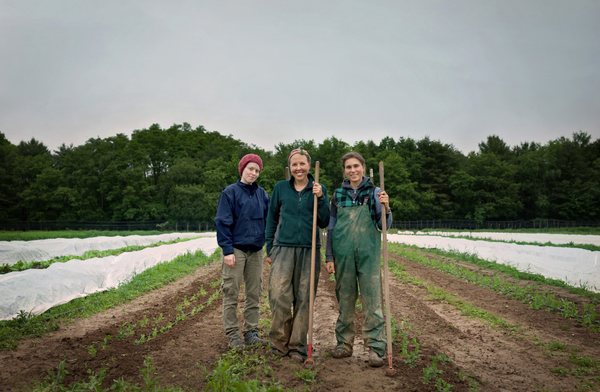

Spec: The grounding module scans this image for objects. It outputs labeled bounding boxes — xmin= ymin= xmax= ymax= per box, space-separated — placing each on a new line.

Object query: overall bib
xmin=332 ymin=202 xmax=386 ymax=357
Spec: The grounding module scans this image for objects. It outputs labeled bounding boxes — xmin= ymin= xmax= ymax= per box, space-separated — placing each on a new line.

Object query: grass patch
xmin=0 ymin=249 xmax=220 ymax=350
xmin=295 ymin=368 xmax=317 ymax=384
xmin=204 ymin=350 xmax=285 ymax=391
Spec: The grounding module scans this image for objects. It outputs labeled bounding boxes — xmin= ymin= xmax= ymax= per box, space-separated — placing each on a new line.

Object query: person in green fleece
xmin=325 ymin=151 xmax=392 ymax=368
xmin=265 ymin=148 xmax=330 ymax=363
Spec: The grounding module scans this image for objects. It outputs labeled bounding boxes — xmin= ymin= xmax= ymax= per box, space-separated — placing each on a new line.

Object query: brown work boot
xmin=368 ymin=350 xmax=384 ymax=367
xmin=331 ymin=345 xmax=352 ymax=359
xmin=244 ymin=330 xmax=266 ymax=346
xmin=289 ymin=351 xmax=305 ymax=363
xmin=228 ymin=336 xmax=245 ymax=350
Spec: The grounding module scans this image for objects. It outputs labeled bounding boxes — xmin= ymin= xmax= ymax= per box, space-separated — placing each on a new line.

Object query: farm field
xmin=0 ymin=232 xmax=598 ymax=391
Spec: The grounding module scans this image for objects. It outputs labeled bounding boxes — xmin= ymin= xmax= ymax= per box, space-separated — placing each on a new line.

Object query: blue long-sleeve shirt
xmin=215 ymin=180 xmax=269 ymax=255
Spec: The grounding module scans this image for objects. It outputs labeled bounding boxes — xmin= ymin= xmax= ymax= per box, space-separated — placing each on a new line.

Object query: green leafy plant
xmin=295 ymin=368 xmax=317 ymax=384
xmin=87 ymin=344 xmax=97 ymax=358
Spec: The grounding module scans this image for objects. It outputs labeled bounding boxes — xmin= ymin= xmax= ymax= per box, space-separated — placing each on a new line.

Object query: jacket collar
xmin=342 ymin=176 xmax=374 ymax=191
xmin=288 ymin=172 xmax=315 ymax=191
xmin=237 ymin=180 xmax=258 ymax=191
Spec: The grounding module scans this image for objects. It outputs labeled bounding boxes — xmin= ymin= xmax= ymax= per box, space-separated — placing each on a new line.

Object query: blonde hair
xmin=288 ymin=148 xmax=311 ymax=165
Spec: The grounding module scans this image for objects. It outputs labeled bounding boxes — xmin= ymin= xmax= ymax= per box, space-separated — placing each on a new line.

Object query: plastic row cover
xmin=0 ymin=236 xmax=218 ymax=320
xmin=396 ymin=231 xmax=600 ymax=246
xmin=0 ymin=232 xmax=206 ymax=265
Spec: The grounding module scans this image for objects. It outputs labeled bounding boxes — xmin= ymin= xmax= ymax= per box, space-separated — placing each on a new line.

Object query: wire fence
xmin=393 ymin=219 xmax=600 ymax=231
xmin=0 ymin=219 xmax=598 ymax=232
xmin=0 ymin=220 xmax=216 ymax=232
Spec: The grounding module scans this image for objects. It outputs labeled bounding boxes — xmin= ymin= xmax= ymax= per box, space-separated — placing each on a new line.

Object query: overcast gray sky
xmin=1 ymin=0 xmax=599 ymax=154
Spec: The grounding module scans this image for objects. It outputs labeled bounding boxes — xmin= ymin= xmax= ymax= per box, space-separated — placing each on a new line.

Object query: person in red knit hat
xmin=215 ymin=153 xmax=269 ymax=349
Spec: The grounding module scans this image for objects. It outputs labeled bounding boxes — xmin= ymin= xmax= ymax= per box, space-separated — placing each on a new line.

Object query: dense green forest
xmin=0 ymin=124 xmax=598 ymax=227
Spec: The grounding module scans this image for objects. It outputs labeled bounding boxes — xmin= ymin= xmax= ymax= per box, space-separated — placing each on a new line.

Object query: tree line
xmin=0 ymin=123 xmax=598 ymax=226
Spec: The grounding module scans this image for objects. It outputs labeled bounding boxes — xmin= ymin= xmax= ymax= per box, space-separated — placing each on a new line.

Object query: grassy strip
xmin=0 ymin=236 xmax=202 ymax=274
xmin=389 ymin=244 xmax=599 ymax=331
xmin=0 ymin=230 xmax=168 ymax=241
xmin=0 ymin=249 xmax=220 ymax=350
xmin=388 ymin=260 xmax=518 ymax=332
xmin=411 ymin=234 xmax=600 ymax=252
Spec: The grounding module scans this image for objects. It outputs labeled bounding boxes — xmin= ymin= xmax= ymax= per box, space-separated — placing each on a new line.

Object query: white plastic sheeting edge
xmin=388 ymin=234 xmax=600 ymax=293
xmin=0 ymin=232 xmax=207 ymax=265
xmin=0 ymin=236 xmax=219 ymax=320
xmin=396 ymin=231 xmax=600 ymax=246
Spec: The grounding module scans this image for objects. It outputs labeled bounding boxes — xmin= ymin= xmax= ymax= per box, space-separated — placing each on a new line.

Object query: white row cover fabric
xmin=396 ymin=231 xmax=600 ymax=246
xmin=388 ymin=234 xmax=600 ymax=293
xmin=0 ymin=232 xmax=206 ymax=265
xmin=0 ymin=236 xmax=219 ymax=320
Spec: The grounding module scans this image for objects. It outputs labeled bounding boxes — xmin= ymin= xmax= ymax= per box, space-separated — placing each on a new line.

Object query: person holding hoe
xmin=265 ymin=148 xmax=329 ymax=363
xmin=325 ymin=151 xmax=392 ymax=367
xmin=215 ymin=153 xmax=269 ymax=349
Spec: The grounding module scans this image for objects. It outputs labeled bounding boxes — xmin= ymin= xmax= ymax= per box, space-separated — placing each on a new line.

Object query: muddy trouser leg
xmin=242 ymin=248 xmax=263 ymax=334
xmin=357 ymin=251 xmax=386 ymax=357
xmin=222 ymin=249 xmax=245 ymax=339
xmin=334 ymin=250 xmax=358 ymax=350
xmin=269 ymin=246 xmax=294 ymax=354
xmin=288 ymin=247 xmax=319 ymax=357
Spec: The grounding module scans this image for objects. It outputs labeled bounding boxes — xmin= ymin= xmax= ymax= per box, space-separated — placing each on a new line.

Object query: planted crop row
xmin=387 ymin=256 xmax=600 ymax=390
xmin=391 ymin=316 xmax=476 ymax=391
xmin=85 ymin=279 xmax=222 ymax=356
xmin=133 ymin=279 xmax=221 ymax=345
xmin=33 ymin=356 xmax=182 ymax=392
xmin=388 ymin=260 xmax=517 ymax=332
xmin=0 ymin=250 xmax=219 ymax=350
xmin=389 ymin=244 xmax=599 ymax=331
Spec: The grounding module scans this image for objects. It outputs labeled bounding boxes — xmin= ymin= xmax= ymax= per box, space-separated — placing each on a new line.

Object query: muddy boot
xmin=331 ymin=344 xmax=353 ymax=359
xmin=228 ymin=336 xmax=245 ymax=350
xmin=244 ymin=330 xmax=266 ymax=346
xmin=368 ymin=350 xmax=384 ymax=367
xmin=289 ymin=351 xmax=305 ymax=363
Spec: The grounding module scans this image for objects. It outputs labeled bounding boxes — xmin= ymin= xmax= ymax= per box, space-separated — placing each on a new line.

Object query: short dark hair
xmin=341 ymin=151 xmax=366 ymax=168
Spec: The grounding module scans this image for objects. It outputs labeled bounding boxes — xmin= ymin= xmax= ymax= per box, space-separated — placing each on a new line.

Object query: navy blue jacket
xmin=215 ymin=180 xmax=269 ymax=256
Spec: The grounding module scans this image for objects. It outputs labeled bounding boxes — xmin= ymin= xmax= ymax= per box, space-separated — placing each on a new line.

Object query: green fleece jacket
xmin=265 ymin=173 xmax=330 ymax=255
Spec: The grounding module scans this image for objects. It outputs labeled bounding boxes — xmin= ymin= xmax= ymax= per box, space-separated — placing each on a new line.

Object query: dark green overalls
xmin=332 ymin=202 xmax=386 ymax=357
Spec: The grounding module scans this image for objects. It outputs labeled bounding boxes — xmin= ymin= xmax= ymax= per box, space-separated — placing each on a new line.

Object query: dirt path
xmin=0 ymin=249 xmax=598 ymax=391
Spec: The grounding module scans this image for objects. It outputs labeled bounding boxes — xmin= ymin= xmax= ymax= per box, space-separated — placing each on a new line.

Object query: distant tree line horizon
xmin=0 ymin=123 xmax=598 ymax=227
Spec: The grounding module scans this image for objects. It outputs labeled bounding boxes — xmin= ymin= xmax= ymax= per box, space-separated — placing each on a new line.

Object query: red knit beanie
xmin=238 ymin=153 xmax=263 ymax=175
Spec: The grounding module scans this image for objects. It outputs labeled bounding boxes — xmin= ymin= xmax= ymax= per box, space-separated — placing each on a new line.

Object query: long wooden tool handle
xmin=307 ymin=161 xmax=320 ymax=361
xmin=379 ymin=161 xmax=394 ymax=370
